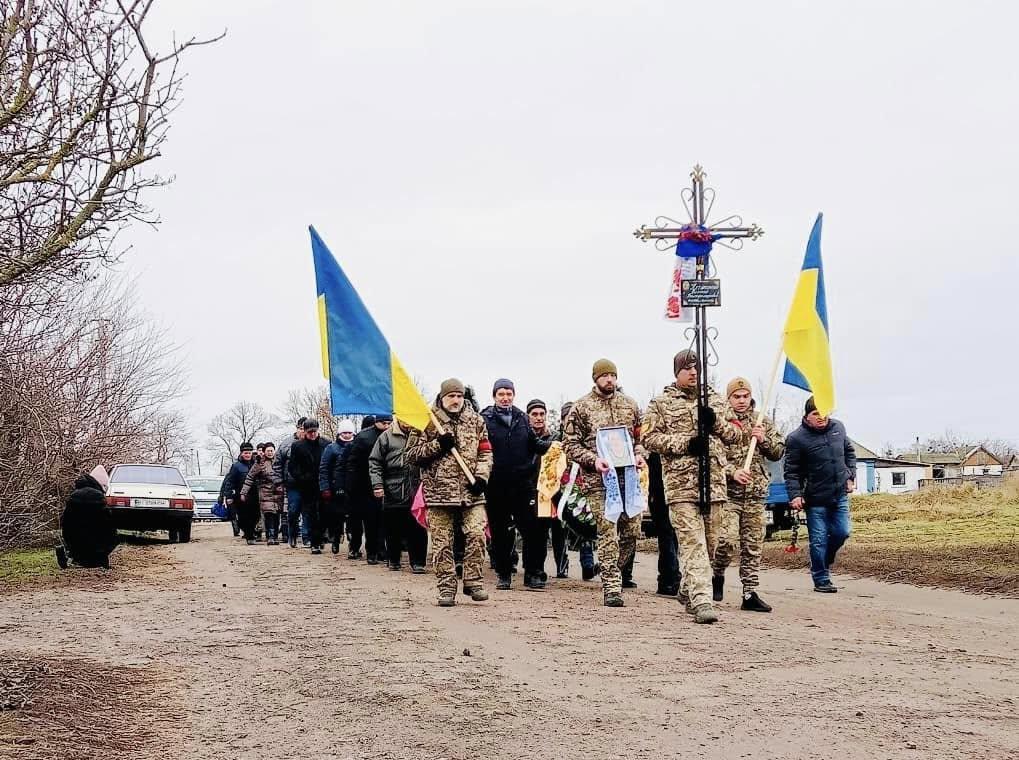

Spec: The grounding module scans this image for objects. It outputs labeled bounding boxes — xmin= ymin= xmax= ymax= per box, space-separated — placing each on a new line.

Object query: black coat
xmin=482 ymin=405 xmax=551 ymax=484
xmin=784 ymin=418 xmax=857 ymax=507
xmin=289 ymin=436 xmax=333 ymax=493
xmin=62 ymin=474 xmax=116 ymax=566
xmin=345 ymin=427 xmax=383 ymax=500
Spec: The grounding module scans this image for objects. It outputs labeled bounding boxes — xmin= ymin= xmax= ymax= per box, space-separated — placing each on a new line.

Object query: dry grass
xmin=0 ymin=539 xmax=186 ymax=596
xmin=0 ymin=654 xmax=183 ymax=760
xmin=764 ymin=482 xmax=1019 ymax=596
xmin=637 ymin=483 xmax=1019 ymax=595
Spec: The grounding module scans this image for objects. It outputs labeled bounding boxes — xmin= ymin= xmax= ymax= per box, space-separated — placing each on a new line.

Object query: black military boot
xmin=331 ymin=539 xmax=340 ymax=554
xmin=712 ymin=574 xmax=725 ymax=602
xmin=622 ymin=575 xmax=637 ymax=590
xmin=740 ymin=591 xmax=772 ymax=612
xmin=496 ymin=574 xmax=511 ymax=590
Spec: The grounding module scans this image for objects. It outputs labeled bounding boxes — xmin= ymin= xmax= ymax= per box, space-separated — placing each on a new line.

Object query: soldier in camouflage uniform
xmin=642 ymin=350 xmax=746 ymax=624
xmin=405 ymin=378 xmax=493 ymax=607
xmin=711 ymin=377 xmax=785 ymax=612
xmin=562 ymin=359 xmax=647 ymax=608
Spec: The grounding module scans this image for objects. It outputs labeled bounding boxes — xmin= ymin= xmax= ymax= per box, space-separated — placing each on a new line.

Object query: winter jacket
xmin=241 ymin=458 xmax=282 ymax=513
xmin=272 ymin=435 xmax=299 ymax=487
xmin=784 ymin=418 xmax=857 ymax=507
xmin=288 ymin=436 xmax=333 ymax=493
xmin=405 ymin=404 xmax=493 ymax=509
xmin=642 ymin=383 xmax=745 ymax=504
xmin=369 ymin=422 xmax=419 ymax=508
xmin=481 ymin=405 xmax=553 ymax=485
xmin=221 ymin=457 xmax=253 ymax=504
xmin=723 ymin=404 xmax=785 ymax=502
xmin=62 ymin=473 xmax=116 ymax=566
xmin=344 ymin=427 xmax=384 ymax=501
xmin=563 ymin=387 xmax=646 ymax=494
xmin=319 ymin=440 xmax=352 ymax=495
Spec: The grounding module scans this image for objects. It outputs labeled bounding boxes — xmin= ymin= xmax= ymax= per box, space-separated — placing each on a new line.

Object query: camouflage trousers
xmin=585 ymin=487 xmax=641 ymax=597
xmin=671 ymin=501 xmax=722 ymax=609
xmin=711 ymin=499 xmax=766 ymax=593
xmin=428 ymin=505 xmax=486 ymax=597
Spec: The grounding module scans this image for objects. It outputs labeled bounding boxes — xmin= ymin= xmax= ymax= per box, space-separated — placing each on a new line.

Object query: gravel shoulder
xmin=2 ymin=523 xmax=1017 ymax=760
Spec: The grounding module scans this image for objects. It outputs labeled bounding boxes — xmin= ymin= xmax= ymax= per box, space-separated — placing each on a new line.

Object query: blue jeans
xmin=286 ymin=488 xmax=309 ymax=542
xmin=579 ymin=540 xmax=595 ymax=570
xmin=805 ymin=496 xmax=851 ymax=586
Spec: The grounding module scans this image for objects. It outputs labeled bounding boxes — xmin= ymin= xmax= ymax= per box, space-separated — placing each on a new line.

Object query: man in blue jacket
xmin=784 ymin=396 xmax=857 ymax=592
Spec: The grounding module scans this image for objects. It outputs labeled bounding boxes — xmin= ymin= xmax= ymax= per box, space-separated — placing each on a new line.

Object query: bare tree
xmin=977 ymin=438 xmax=1018 ymax=462
xmin=918 ymin=430 xmax=969 ymax=455
xmin=0 ymin=0 xmax=223 ymax=289
xmin=0 ymin=275 xmax=188 ymax=549
xmin=206 ymin=401 xmax=280 ymax=461
xmin=278 ymin=385 xmax=373 ymax=440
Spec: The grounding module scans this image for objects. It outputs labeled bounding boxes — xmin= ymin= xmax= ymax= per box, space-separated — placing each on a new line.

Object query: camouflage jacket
xmin=562 ymin=387 xmax=646 ymax=493
xmin=724 ymin=405 xmax=785 ymax=502
xmin=405 ymin=404 xmax=493 ymax=509
xmin=641 ymin=383 xmax=746 ymax=504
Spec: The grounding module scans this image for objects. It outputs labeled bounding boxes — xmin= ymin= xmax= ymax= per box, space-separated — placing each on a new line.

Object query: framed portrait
xmin=596 ymin=426 xmax=636 ymax=469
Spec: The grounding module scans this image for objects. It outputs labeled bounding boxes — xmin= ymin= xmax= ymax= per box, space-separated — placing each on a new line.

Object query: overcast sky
xmin=125 ymin=0 xmax=1018 ymax=456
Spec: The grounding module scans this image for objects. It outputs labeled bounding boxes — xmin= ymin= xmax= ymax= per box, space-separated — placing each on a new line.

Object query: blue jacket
xmin=319 ymin=440 xmax=352 ymax=494
xmin=221 ymin=457 xmax=252 ymax=502
xmin=481 ymin=405 xmax=552 ymax=484
xmin=784 ymin=418 xmax=857 ymax=507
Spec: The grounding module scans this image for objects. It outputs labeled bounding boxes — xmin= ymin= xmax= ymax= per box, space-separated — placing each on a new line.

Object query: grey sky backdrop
xmin=125 ymin=1 xmax=1018 ymax=455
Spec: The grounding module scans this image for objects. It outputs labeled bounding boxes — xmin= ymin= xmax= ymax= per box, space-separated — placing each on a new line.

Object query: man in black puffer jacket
xmin=784 ymin=396 xmax=857 ymax=593
xmin=482 ymin=378 xmax=552 ymax=591
xmin=345 ymin=414 xmax=392 ymax=564
xmin=288 ymin=418 xmax=333 ymax=554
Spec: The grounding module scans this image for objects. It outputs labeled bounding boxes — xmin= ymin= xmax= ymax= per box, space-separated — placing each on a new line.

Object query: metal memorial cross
xmin=634 ymin=164 xmax=763 ymax=515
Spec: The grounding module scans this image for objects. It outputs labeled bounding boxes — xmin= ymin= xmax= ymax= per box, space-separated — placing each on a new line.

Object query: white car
xmin=187 ymin=476 xmax=225 ymax=521
xmin=105 ymin=464 xmax=195 ymax=542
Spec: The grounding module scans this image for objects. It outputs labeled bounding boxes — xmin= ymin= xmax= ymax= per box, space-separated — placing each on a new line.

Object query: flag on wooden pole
xmin=310 ymin=226 xmax=431 ymax=430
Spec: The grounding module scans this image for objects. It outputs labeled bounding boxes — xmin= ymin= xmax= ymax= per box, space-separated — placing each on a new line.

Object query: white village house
xmin=851 ymin=441 xmax=929 ymax=495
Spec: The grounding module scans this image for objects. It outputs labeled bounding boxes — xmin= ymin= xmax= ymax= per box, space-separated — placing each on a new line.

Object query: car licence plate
xmin=132 ymin=497 xmax=169 ymax=508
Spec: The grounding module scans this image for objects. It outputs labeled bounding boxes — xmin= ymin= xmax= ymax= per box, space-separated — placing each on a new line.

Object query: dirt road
xmin=3 ymin=523 xmax=1017 ymax=759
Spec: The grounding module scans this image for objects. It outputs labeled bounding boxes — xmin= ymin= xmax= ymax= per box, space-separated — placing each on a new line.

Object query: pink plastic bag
xmin=411 ymin=484 xmax=428 ymax=529
xmin=411 ymin=484 xmax=491 ymax=538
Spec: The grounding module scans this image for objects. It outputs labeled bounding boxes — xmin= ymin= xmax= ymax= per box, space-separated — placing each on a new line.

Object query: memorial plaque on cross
xmin=634 ymin=165 xmax=764 ymax=515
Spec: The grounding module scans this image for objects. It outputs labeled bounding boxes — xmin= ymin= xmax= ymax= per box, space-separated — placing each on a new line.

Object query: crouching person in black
xmin=60 ymin=473 xmax=117 ymax=568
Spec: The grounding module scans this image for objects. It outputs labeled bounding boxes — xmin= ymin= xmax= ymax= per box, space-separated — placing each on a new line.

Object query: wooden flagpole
xmin=427 ymin=409 xmax=476 ymax=485
xmin=742 ymin=343 xmax=784 ymax=471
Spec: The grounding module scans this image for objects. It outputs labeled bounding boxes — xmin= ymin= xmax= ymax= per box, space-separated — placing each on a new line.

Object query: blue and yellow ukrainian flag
xmin=782 ymin=213 xmax=836 ymax=416
xmin=310 ymin=226 xmax=431 ymax=430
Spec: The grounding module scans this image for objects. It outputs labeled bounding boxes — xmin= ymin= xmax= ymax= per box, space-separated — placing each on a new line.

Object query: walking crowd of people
xmin=216 ymin=352 xmax=857 ymax=623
